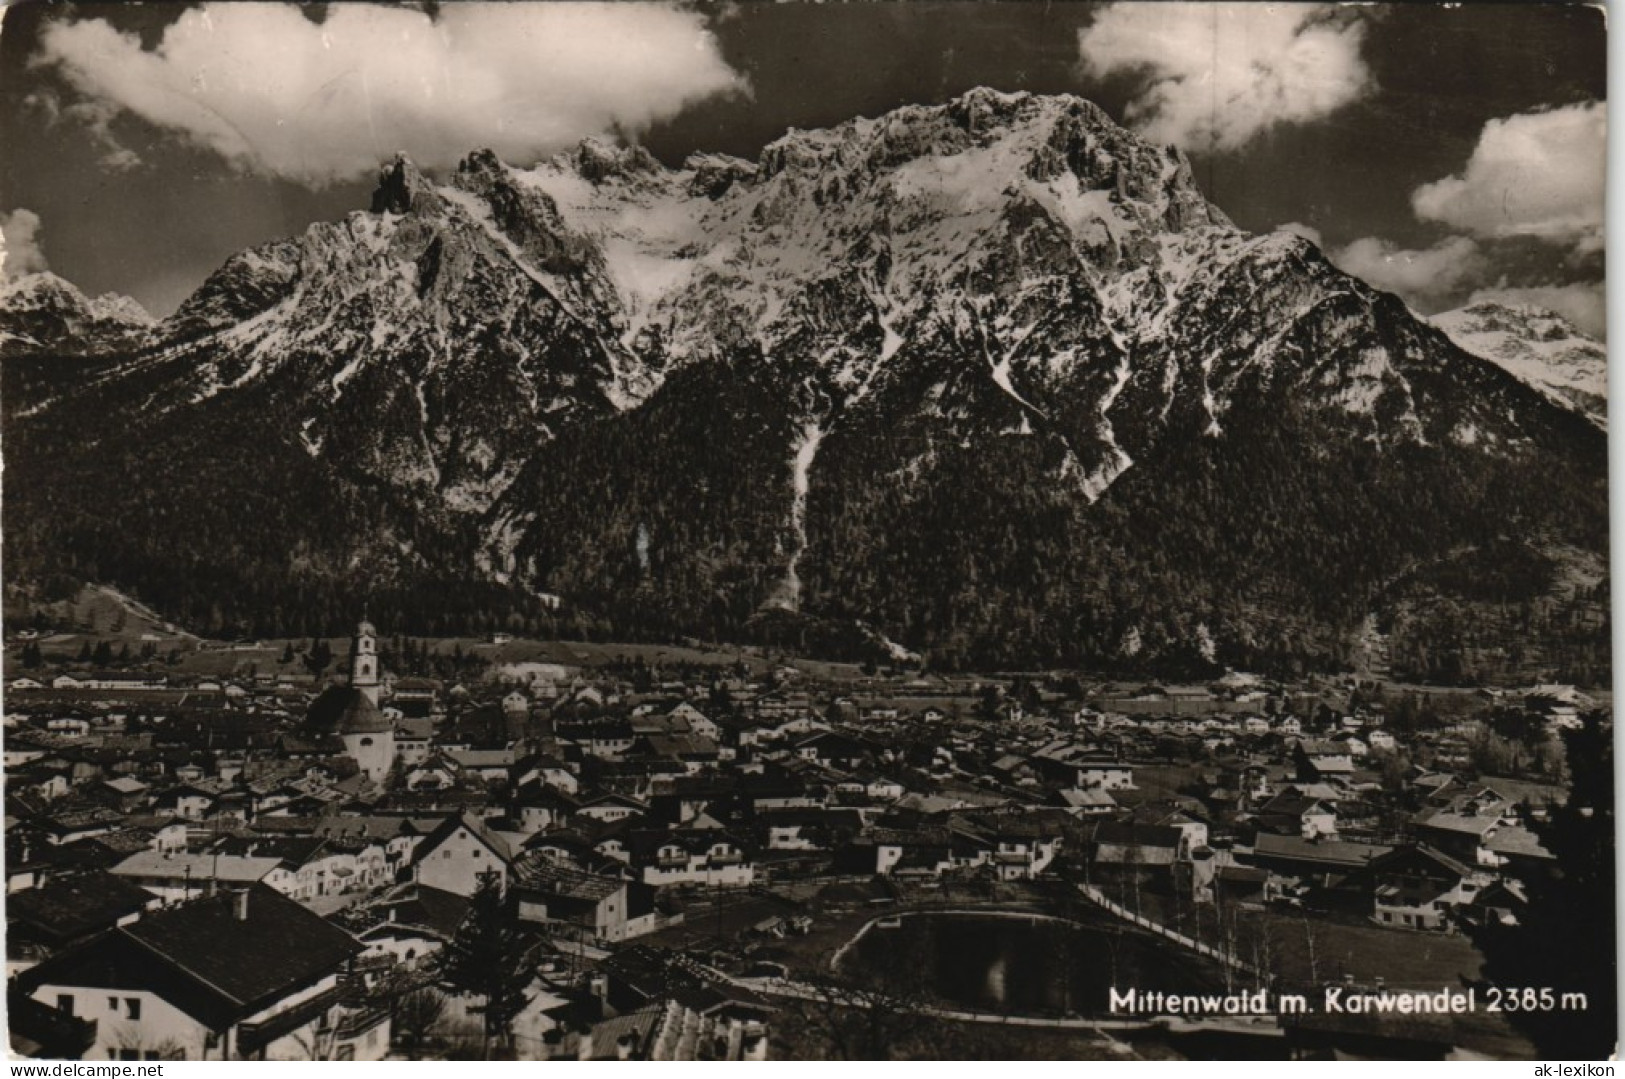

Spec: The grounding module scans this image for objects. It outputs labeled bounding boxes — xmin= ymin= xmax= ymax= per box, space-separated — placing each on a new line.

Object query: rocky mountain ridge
xmin=2 ymin=89 xmax=1608 ymax=677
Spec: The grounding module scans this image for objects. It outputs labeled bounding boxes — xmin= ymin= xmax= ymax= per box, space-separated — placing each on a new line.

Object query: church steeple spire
xmin=349 ymin=617 xmax=380 ymax=706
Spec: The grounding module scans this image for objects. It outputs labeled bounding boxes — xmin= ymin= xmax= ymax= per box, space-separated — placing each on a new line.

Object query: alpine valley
xmin=2 ymin=90 xmax=1609 ymax=680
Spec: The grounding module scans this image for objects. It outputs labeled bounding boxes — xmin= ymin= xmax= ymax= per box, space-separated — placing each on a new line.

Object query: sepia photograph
xmin=0 ymin=0 xmax=1612 ymax=1064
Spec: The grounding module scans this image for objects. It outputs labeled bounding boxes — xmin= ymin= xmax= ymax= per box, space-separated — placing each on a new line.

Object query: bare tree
xmin=1301 ymin=912 xmax=1321 ymax=984
xmin=1251 ymin=911 xmax=1276 ymax=989
xmin=394 ymin=987 xmax=450 ymax=1057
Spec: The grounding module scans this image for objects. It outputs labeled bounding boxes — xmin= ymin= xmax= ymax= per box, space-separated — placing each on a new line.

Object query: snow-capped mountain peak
xmin=1432 ymin=301 xmax=1606 ymax=428
xmin=0 ymin=271 xmax=153 ymax=355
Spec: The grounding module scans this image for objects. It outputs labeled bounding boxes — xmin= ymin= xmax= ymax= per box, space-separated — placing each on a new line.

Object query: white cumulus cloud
xmin=33 ymin=3 xmax=747 ymax=186
xmin=1077 ymin=3 xmax=1372 ymax=152
xmin=1468 ymin=283 xmax=1606 ymax=341
xmin=1330 ymin=235 xmax=1485 ymax=310
xmin=1412 ymin=102 xmax=1605 ymax=253
xmin=1 ymin=209 xmax=50 ymax=279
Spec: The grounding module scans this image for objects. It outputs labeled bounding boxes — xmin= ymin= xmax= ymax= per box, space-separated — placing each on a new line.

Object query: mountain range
xmin=2 ymin=89 xmax=1608 ymax=680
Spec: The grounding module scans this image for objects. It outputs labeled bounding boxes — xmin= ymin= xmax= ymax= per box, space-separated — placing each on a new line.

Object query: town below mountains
xmin=4 ymin=611 xmax=1610 ymax=1060
xmin=1 ymin=86 xmax=1612 ymax=1060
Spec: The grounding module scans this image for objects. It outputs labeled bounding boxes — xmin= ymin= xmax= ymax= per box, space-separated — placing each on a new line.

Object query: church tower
xmin=304 ymin=617 xmax=394 ymax=785
xmin=350 ymin=618 xmax=381 ymax=706
xmin=337 ymin=617 xmax=392 ymax=782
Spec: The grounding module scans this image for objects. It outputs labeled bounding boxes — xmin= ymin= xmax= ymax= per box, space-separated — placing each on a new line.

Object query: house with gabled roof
xmin=1093 ymin=822 xmax=1183 ymax=867
xmin=403 ymin=758 xmax=459 ymax=792
xmin=848 ymin=827 xmax=955 ymax=877
xmin=511 ymin=755 xmax=581 ymax=796
xmin=1257 ymin=792 xmax=1338 ymax=839
xmin=1366 ymin=844 xmax=1483 ymax=932
xmin=577 ymin=721 xmax=637 ymax=761
xmin=519 ymin=830 xmax=598 ymax=872
xmin=310 ymin=815 xmax=432 ymax=874
xmin=17 ymin=885 xmax=385 ymax=1061
xmin=109 ymin=851 xmax=297 ymax=905
xmin=665 ymin=701 xmax=719 ymax=740
xmin=754 ymin=807 xmax=865 ymax=851
xmin=1410 ymin=794 xmax=1521 ymax=868
xmin=1051 ymin=787 xmax=1117 ymax=817
xmin=791 ymin=731 xmax=872 ymax=770
xmin=1293 ymin=739 xmax=1355 ymax=780
xmin=411 ymin=813 xmax=513 ymax=897
xmin=511 ymin=855 xmax=659 ymax=943
xmin=7 ymin=871 xmax=160 ymax=974
xmin=1245 ymin=833 xmax=1390 ymax=895
xmin=573 ymin=792 xmax=650 ymax=825
xmin=36 ymin=808 xmax=126 ymax=848
xmin=346 ymin=883 xmax=471 ymax=968
xmin=392 ymin=717 xmax=434 ymax=766
xmin=443 ymin=747 xmax=520 ymax=782
xmin=1460 ymin=878 xmax=1528 ymax=929
xmin=629 ymin=830 xmax=755 ymax=888
xmin=1127 ymin=804 xmax=1209 ymax=851
xmin=1074 ymin=759 xmax=1135 ymax=790
xmin=980 ymin=814 xmax=1064 ymax=880
xmin=1482 ymin=820 xmax=1555 ymax=872
xmin=640 ymin=733 xmax=721 ymax=775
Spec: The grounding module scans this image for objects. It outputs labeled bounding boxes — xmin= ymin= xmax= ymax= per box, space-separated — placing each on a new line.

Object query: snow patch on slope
xmin=768 ymin=420 xmax=826 ymax=611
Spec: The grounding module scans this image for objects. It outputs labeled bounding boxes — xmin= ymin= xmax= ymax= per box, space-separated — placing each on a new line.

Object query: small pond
xmin=842 ymin=912 xmax=1229 ymax=1017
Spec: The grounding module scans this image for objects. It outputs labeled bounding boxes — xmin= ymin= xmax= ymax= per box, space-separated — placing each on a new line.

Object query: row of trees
xmin=20 ymin=639 xmax=166 ymax=669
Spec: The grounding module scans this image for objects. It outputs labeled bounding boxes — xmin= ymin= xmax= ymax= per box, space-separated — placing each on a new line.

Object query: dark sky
xmin=0 ymin=2 xmax=1606 ymax=333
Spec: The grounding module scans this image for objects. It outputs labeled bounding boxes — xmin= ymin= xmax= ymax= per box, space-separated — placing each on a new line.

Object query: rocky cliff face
xmin=3 ymin=89 xmax=1608 ymax=674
